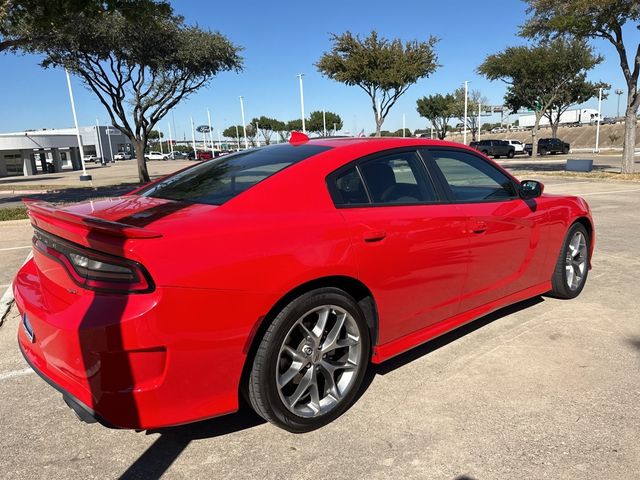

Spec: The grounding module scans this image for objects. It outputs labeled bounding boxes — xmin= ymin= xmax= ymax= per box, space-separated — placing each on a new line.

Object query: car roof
xmin=300 ymin=136 xmax=472 ymax=150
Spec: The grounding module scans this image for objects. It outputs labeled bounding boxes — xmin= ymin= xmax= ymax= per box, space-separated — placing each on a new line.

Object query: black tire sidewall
xmin=551 ymin=223 xmax=590 ymax=299
xmin=250 ymin=288 xmax=371 ymax=433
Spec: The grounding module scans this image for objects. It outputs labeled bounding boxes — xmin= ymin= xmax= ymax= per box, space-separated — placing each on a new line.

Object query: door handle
xmin=363 ymin=230 xmax=387 ymax=243
xmin=470 ymin=221 xmax=488 ymax=234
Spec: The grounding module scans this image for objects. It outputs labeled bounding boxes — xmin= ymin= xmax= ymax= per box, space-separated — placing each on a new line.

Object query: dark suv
xmin=469 ymin=139 xmax=515 ymax=159
xmin=524 ymin=138 xmax=570 ymax=156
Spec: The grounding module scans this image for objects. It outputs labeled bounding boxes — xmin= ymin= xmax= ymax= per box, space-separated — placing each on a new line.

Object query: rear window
xmin=140 ymin=144 xmax=331 ymax=205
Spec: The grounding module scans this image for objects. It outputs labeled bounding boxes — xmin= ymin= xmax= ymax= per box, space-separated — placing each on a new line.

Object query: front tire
xmin=507 ymin=150 xmax=515 ymax=158
xmin=549 ymin=223 xmax=590 ymax=299
xmin=247 ymin=288 xmax=370 ymax=432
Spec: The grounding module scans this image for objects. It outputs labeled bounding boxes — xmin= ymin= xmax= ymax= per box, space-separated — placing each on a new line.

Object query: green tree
xmin=11 ymin=3 xmax=242 ymax=181
xmin=307 ymin=110 xmax=343 ymax=135
xmin=0 ymin=0 xmax=170 ymax=52
xmin=451 ymin=88 xmax=488 ymax=142
xmin=416 ymin=93 xmax=456 ymax=140
xmin=251 ymin=116 xmax=284 ymax=145
xmin=222 ymin=125 xmax=243 ymax=148
xmin=478 ymin=37 xmax=601 ymax=157
xmin=545 ymin=79 xmax=609 ymax=138
xmin=522 ymin=0 xmax=639 ymax=171
xmin=316 ymin=30 xmax=438 ymax=136
xmin=393 ymin=128 xmax=413 ymax=137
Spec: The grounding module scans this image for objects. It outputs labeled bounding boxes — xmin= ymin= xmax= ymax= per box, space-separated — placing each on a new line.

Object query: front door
xmin=423 ymin=148 xmax=546 ymax=313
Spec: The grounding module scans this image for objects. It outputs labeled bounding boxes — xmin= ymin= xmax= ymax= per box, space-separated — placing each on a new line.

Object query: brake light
xmin=33 ymin=229 xmax=153 ymax=293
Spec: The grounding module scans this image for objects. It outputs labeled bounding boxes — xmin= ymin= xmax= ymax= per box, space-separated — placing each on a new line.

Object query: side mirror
xmin=519 ymin=180 xmax=544 ymax=200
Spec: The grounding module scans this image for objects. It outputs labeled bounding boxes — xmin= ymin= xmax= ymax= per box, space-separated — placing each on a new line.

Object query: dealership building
xmin=0 ymin=126 xmax=132 ymax=177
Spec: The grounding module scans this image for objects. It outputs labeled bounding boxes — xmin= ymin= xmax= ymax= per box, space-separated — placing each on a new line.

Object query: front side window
xmin=141 ymin=144 xmax=331 ymax=205
xmin=429 ymin=149 xmax=517 ymax=202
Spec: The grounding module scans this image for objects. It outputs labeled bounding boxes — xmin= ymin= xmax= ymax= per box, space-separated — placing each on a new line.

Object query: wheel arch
xmin=239 ymin=276 xmax=379 ymax=398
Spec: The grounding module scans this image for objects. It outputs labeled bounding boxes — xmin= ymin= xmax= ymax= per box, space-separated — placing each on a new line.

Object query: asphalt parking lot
xmin=0 ymin=176 xmax=639 ymax=480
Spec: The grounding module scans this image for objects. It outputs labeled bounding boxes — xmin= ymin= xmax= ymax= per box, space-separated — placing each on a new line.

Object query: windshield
xmin=140 ymin=143 xmax=331 ymax=205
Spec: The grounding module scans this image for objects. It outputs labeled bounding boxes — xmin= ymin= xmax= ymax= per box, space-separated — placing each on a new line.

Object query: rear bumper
xmin=19 ymin=341 xmax=113 ymax=427
xmin=14 ymin=258 xmax=273 ymax=429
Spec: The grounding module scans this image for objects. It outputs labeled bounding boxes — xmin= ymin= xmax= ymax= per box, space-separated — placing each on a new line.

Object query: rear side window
xmin=333 ymin=167 xmax=369 ymax=205
xmin=141 ymin=144 xmax=331 ymax=205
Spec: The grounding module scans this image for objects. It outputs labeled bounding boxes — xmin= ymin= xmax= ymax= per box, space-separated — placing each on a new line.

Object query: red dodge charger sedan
xmin=15 ymin=136 xmax=593 ymax=432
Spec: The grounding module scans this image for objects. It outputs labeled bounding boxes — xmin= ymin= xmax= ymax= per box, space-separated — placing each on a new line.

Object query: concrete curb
xmin=0 ymin=190 xmax=49 ymax=195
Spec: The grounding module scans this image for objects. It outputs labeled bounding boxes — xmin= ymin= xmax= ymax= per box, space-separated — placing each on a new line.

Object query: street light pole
xmin=207 ymin=108 xmax=214 ymax=154
xmin=65 ymin=69 xmax=90 ymax=180
xmin=323 ymin=109 xmax=327 ymax=136
xmin=168 ymin=121 xmax=174 ymax=158
xmin=615 ymin=89 xmax=624 ymax=118
xmin=595 ymin=87 xmax=603 ymax=153
xmin=239 ymin=96 xmax=248 ymax=149
xmin=95 ymin=118 xmax=105 ymax=164
xmin=297 ymin=74 xmax=306 ymax=133
xmin=463 ymin=80 xmax=470 ymax=145
xmin=190 ymin=116 xmax=197 ymax=157
xmin=234 ymin=125 xmax=240 ymax=151
xmin=402 ymin=114 xmax=406 ymax=138
xmin=106 ymin=124 xmax=113 ymax=162
xmin=477 ymin=101 xmax=482 ymax=141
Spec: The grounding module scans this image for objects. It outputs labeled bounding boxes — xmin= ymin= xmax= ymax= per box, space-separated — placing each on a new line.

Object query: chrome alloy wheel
xmin=276 ymin=305 xmax=362 ymax=418
xmin=565 ymin=231 xmax=588 ymax=291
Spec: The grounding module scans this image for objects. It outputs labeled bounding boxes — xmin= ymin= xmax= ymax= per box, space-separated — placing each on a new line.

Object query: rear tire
xmin=540 ymin=147 xmax=548 ymax=156
xmin=549 ymin=223 xmax=590 ymax=299
xmin=507 ymin=150 xmax=515 ymax=158
xmin=247 ymin=288 xmax=370 ymax=433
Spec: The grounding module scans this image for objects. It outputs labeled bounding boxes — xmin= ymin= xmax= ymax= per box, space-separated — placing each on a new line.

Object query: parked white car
xmin=505 ymin=140 xmax=525 ymax=154
xmin=114 ymin=152 xmax=132 ymax=160
xmin=145 ymin=151 xmax=167 ymax=161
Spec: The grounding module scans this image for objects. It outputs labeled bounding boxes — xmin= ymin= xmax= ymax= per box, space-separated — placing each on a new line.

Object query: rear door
xmin=328 ymin=149 xmax=468 ymax=344
xmin=422 ymin=147 xmax=548 ymax=312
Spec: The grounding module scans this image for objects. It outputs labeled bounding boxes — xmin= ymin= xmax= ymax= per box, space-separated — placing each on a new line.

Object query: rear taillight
xmin=33 ymin=229 xmax=153 ymax=293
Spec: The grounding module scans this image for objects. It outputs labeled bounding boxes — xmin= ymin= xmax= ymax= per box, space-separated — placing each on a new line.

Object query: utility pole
xmin=234 ymin=125 xmax=240 ymax=151
xmin=463 ymin=80 xmax=469 ymax=145
xmin=297 ymin=74 xmax=306 ymax=133
xmin=239 ymin=96 xmax=248 ymax=149
xmin=65 ymin=69 xmax=90 ymax=180
xmin=402 ymin=114 xmax=406 ymax=138
xmin=595 ymin=87 xmax=603 ymax=153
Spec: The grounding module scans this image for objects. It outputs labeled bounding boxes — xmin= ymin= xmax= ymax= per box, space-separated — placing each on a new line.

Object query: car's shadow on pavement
xmin=118 ymin=296 xmax=545 ymax=480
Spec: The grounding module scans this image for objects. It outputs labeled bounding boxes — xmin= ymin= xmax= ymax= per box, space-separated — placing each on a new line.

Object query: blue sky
xmin=0 ymin=0 xmax=637 ymax=138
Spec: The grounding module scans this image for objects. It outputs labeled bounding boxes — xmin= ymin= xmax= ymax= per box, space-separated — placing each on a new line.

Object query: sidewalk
xmin=0 ymin=159 xmax=193 ymax=191
xmin=0 ymin=160 xmax=194 ymax=209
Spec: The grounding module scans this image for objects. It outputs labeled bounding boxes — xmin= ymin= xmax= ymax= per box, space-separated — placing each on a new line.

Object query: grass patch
xmin=0 ymin=207 xmax=28 ymax=221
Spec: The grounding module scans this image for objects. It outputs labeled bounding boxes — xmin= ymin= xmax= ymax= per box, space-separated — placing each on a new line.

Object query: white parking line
xmin=0 ymin=368 xmax=34 ymax=381
xmin=0 ymin=246 xmax=31 ymax=252
xmin=579 ymin=188 xmax=640 ymax=196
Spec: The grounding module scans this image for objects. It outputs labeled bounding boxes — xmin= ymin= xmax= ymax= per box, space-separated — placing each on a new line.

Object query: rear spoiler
xmin=23 ymin=199 xmax=162 ymax=239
